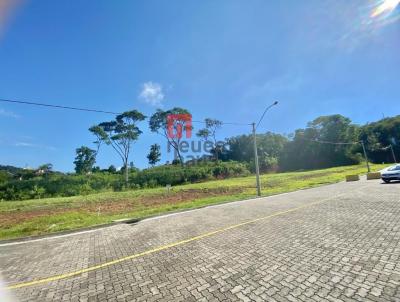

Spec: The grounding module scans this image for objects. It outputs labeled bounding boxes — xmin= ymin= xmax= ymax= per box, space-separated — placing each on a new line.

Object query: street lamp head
xmin=255 ymin=100 xmax=279 ymax=130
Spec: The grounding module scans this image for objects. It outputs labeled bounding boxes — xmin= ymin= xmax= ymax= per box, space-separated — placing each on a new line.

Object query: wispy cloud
xmin=14 ymin=141 xmax=56 ymax=151
xmin=139 ymin=81 xmax=165 ymax=107
xmin=0 ymin=135 xmax=55 ymax=150
xmin=0 ymin=108 xmax=19 ymax=118
xmin=257 ymin=75 xmax=304 ymax=93
xmin=242 ymin=74 xmax=305 ymax=101
xmin=14 ymin=142 xmax=34 ymax=147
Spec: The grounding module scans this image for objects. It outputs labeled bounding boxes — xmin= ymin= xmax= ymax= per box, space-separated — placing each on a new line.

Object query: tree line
xmin=74 ymin=108 xmax=400 ymax=178
xmin=1 ymin=112 xmax=399 ymax=201
xmin=221 ymin=114 xmax=399 ymax=172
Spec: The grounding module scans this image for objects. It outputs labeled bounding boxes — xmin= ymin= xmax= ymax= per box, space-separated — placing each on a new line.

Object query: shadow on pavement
xmin=381 ymin=180 xmax=400 ymax=184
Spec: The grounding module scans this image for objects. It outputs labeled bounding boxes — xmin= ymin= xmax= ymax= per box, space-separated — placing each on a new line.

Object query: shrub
xmin=0 ymin=161 xmax=250 ymax=201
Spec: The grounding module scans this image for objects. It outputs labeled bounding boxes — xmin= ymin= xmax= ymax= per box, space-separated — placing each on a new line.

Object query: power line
xmin=0 ymin=98 xmax=252 ymax=126
xmin=298 ymin=137 xmax=371 ymax=172
xmin=311 ymin=140 xmax=358 ymax=145
xmin=0 ymin=98 xmax=122 ymax=115
xmin=298 ymin=137 xmax=360 ymax=145
xmin=191 ymin=120 xmax=251 ymax=126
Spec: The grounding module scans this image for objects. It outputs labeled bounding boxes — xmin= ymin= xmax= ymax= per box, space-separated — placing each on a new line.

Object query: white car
xmin=381 ymin=164 xmax=400 ymax=183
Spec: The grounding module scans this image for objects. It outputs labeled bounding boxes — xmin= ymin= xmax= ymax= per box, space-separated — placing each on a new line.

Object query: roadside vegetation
xmin=0 ymin=161 xmax=250 ymax=201
xmin=0 ymin=163 xmax=388 ymax=240
xmin=1 ymin=114 xmax=399 ymax=202
xmin=0 ymin=111 xmax=398 ymax=239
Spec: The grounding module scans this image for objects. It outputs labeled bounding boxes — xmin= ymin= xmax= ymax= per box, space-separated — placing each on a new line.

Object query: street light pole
xmin=390 ymin=144 xmax=397 ymax=163
xmin=361 ymin=140 xmax=370 ymax=173
xmin=252 ymin=122 xmax=261 ymax=196
xmin=253 ymin=101 xmax=278 ymax=197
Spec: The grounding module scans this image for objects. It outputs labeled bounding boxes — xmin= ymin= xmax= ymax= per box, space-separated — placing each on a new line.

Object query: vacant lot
xmin=2 ymin=175 xmax=399 ymax=301
xmin=0 ymin=164 xmax=387 ymax=240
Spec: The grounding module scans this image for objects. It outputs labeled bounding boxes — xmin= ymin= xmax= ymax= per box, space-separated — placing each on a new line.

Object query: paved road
xmin=1 ymin=179 xmax=400 ymax=302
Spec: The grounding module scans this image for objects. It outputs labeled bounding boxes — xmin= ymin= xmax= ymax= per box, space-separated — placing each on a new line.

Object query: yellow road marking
xmin=6 ymin=198 xmax=328 ymax=290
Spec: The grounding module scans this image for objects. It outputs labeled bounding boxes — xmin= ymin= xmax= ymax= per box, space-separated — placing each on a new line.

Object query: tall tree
xmin=89 ymin=125 xmax=107 ymax=155
xmin=89 ymin=110 xmax=146 ymax=185
xmin=107 ymin=165 xmax=117 ymax=173
xmin=279 ymin=114 xmax=359 ymax=171
xmin=196 ymin=118 xmax=223 ymax=160
xmin=225 ymin=132 xmax=288 ymax=172
xmin=0 ymin=171 xmax=10 ymax=184
xmin=147 ymin=144 xmax=161 ymax=166
xmin=149 ymin=107 xmax=192 ymax=166
xmin=74 ymin=146 xmax=96 ymax=174
xmin=358 ymin=115 xmax=400 ymax=163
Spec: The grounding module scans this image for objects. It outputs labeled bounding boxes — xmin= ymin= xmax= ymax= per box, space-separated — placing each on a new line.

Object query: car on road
xmin=381 ymin=164 xmax=400 ymax=183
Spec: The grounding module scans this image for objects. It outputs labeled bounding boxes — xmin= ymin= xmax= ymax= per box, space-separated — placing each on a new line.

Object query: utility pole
xmin=361 ymin=141 xmax=370 ymax=172
xmin=252 ymin=122 xmax=261 ymax=196
xmin=252 ymin=101 xmax=278 ymax=197
xmin=390 ymin=144 xmax=397 ymax=163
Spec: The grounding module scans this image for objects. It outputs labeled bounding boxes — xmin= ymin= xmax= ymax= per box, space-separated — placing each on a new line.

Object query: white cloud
xmin=15 ymin=142 xmax=34 ymax=147
xmin=139 ymin=81 xmax=165 ymax=107
xmin=242 ymin=74 xmax=305 ymax=101
xmin=14 ymin=141 xmax=56 ymax=151
xmin=0 ymin=108 xmax=19 ymax=118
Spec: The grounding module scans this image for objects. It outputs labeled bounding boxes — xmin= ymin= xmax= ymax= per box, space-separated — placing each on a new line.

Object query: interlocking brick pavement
xmin=1 ymin=179 xmax=400 ymax=301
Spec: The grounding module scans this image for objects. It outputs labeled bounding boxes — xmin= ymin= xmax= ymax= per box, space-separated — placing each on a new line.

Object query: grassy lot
xmin=0 ymin=163 xmax=387 ymax=240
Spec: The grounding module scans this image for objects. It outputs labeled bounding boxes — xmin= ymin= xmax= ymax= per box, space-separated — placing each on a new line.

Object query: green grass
xmin=0 ymin=163 xmax=387 ymax=240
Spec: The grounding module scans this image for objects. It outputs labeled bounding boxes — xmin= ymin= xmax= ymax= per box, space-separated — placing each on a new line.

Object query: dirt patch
xmin=138 ymin=187 xmax=244 ymax=207
xmin=0 ymin=187 xmax=245 ymax=227
xmin=0 ymin=201 xmax=138 ymax=227
xmin=0 ymin=208 xmax=67 ymax=227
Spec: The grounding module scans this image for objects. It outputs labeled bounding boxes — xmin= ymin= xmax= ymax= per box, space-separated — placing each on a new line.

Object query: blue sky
xmin=0 ymin=0 xmax=399 ymax=171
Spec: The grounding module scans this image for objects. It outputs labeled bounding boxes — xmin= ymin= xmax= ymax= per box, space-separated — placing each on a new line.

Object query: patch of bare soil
xmin=138 ymin=187 xmax=244 ymax=207
xmin=0 ymin=208 xmax=67 ymax=227
xmin=0 ymin=187 xmax=245 ymax=227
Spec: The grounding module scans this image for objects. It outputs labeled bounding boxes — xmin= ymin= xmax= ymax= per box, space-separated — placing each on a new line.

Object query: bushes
xmin=130 ymin=161 xmax=249 ymax=187
xmin=212 ymin=161 xmax=250 ymax=178
xmin=0 ymin=161 xmax=250 ymax=201
xmin=0 ymin=173 xmax=120 ymax=201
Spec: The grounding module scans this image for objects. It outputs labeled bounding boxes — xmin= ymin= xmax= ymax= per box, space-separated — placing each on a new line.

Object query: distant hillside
xmin=0 ymin=165 xmax=25 ymax=175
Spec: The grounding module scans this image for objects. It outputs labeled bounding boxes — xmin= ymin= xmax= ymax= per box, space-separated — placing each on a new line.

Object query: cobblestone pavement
xmin=1 ymin=179 xmax=400 ymax=302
